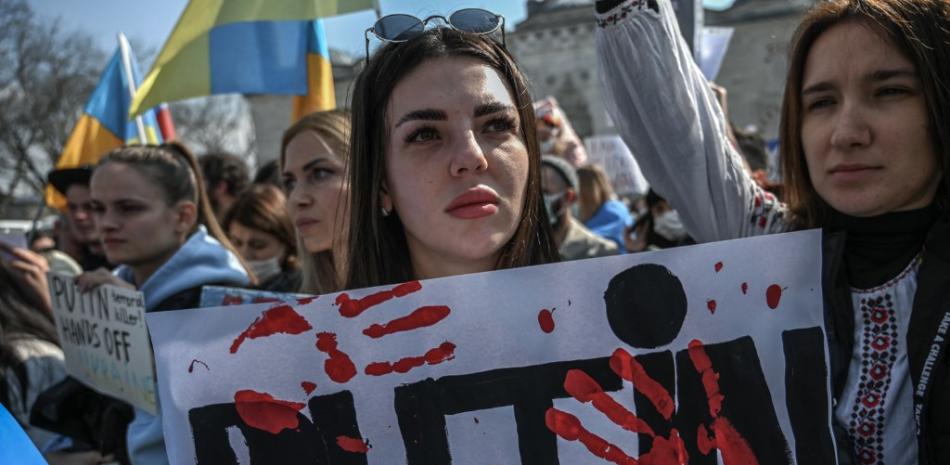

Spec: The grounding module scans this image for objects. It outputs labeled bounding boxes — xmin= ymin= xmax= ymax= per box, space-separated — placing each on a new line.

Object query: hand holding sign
xmin=1 ymin=241 xmax=52 ymax=314
xmin=75 ymin=268 xmax=135 ymax=293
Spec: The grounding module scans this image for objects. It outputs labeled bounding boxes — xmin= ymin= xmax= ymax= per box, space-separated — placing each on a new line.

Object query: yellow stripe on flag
xmin=291 ymin=53 xmax=336 ymax=122
xmin=45 ymin=115 xmax=123 ymax=210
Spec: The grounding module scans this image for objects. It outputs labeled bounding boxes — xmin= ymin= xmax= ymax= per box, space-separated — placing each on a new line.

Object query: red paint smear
xmin=301 ymin=381 xmax=317 ymax=395
xmin=687 ymin=340 xmax=724 ymax=417
xmin=538 ymin=309 xmax=555 ymax=333
xmin=230 ymin=305 xmax=313 ymax=354
xmin=188 ymin=359 xmax=209 ymax=373
xmin=609 ymin=348 xmax=674 ymax=420
xmin=697 ymin=419 xmax=759 ymax=465
xmin=544 ymin=408 xmax=639 ymax=465
xmin=563 ymin=369 xmax=655 ymax=436
xmin=741 ymin=283 xmax=749 ymax=295
xmin=640 ymin=429 xmax=689 ymax=465
xmin=688 ymin=340 xmax=759 ymax=465
xmin=335 ymin=281 xmax=422 ymax=318
xmin=363 ymin=306 xmax=450 ymax=339
xmin=766 ymin=285 xmax=783 ymax=309
xmin=714 ymin=262 xmax=723 ymax=273
xmin=233 ymin=389 xmax=305 ymax=434
xmin=706 ymin=300 xmax=717 ymax=314
xmin=315 ymin=332 xmax=357 ymax=383
xmin=296 ymin=296 xmax=318 ymax=305
xmin=364 ymin=342 xmax=456 ymax=376
xmin=336 ymin=435 xmax=370 ymax=453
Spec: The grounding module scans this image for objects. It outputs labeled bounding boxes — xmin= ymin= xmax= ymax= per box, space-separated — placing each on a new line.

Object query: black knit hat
xmin=47 ymin=166 xmax=93 ymax=195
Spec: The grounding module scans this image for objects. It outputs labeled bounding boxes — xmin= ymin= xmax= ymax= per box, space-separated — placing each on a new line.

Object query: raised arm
xmin=594 ymin=0 xmax=787 ymax=241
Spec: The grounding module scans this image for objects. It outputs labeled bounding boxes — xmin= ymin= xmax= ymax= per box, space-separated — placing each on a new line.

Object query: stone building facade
xmin=508 ymin=0 xmax=816 ymax=141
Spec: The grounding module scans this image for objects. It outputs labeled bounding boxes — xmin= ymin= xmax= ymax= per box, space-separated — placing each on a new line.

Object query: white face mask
xmin=247 ymin=256 xmax=282 ymax=282
xmin=653 ymin=210 xmax=688 ymax=241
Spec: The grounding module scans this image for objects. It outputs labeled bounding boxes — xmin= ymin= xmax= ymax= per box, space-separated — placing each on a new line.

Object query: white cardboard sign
xmin=148 ymin=230 xmax=836 ymax=465
xmin=584 ymin=135 xmax=650 ymax=197
xmin=48 ymin=272 xmax=157 ymax=414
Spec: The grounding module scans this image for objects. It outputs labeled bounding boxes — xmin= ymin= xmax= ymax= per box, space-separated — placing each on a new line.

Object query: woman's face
xmin=801 ymin=21 xmax=941 ymax=217
xmin=90 ymin=162 xmax=190 ymax=272
xmin=282 ymin=131 xmax=349 ymax=254
xmin=228 ymin=222 xmax=285 ymax=262
xmin=384 ymin=57 xmax=529 ymax=279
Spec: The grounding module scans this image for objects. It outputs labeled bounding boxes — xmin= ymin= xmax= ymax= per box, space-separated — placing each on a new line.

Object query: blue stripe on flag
xmin=209 ymin=20 xmax=309 ymax=95
xmin=84 ymin=51 xmax=129 ymax=137
xmin=309 ymin=20 xmax=330 ymax=59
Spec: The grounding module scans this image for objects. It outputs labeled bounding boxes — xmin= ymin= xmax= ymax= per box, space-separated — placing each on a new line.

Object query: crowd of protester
xmin=1 ymin=0 xmax=948 ymax=463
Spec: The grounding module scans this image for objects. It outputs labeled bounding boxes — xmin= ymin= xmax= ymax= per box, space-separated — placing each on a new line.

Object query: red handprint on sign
xmin=546 ymin=342 xmax=759 ymax=465
xmin=219 ymin=281 xmax=456 ymax=448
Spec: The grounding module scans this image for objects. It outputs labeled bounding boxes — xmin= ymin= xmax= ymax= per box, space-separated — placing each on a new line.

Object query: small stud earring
xmin=381 ymin=207 xmax=391 ymax=217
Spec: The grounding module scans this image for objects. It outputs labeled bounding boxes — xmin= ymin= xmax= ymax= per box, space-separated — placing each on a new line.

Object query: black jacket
xmin=824 ymin=215 xmax=950 ymax=465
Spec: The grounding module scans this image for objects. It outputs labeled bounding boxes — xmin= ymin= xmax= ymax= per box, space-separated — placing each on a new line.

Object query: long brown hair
xmin=346 ymin=27 xmax=558 ymax=290
xmin=98 ymin=142 xmax=254 ymax=282
xmin=280 ymin=110 xmax=351 ymax=294
xmin=780 ymin=0 xmax=950 ymax=228
xmin=221 ymin=183 xmax=298 ymax=271
xmin=577 ymin=164 xmax=615 ymax=223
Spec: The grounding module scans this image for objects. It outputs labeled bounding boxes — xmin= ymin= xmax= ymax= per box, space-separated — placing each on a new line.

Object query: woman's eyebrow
xmin=475 ymin=102 xmax=514 ymax=117
xmin=395 ymin=109 xmax=447 ymax=128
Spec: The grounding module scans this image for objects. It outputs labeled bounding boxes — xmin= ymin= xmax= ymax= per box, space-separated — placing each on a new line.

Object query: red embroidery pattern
xmin=849 ymin=294 xmax=898 ymax=465
xmin=749 ymin=187 xmax=782 ymax=231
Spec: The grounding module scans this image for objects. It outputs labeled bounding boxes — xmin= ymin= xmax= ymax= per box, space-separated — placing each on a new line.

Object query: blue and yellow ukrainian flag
xmin=46 ymin=47 xmax=165 ymax=209
xmin=130 ymin=0 xmax=373 ymax=121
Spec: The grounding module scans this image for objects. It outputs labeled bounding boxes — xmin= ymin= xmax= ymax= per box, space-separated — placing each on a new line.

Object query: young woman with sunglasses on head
xmin=346 ymin=10 xmax=558 ymax=288
xmin=596 ymin=0 xmax=950 ymax=462
xmin=74 ymin=142 xmax=251 ymax=465
xmin=281 ymin=110 xmax=351 ymax=294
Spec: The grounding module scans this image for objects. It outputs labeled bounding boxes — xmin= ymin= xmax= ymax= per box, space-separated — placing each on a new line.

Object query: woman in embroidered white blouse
xmin=595 ymin=0 xmax=950 ymax=464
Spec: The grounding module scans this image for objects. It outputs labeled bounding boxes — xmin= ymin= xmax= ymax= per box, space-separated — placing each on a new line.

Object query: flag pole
xmin=117 ymin=33 xmax=149 ymax=144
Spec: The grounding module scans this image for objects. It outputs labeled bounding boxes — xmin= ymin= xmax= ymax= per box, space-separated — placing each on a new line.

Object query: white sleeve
xmin=594 ymin=0 xmax=788 ymax=241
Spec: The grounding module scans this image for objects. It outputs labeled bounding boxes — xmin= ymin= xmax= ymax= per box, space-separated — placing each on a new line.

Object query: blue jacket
xmin=116 ymin=226 xmax=249 ymax=465
xmin=585 ymin=199 xmax=634 ymax=251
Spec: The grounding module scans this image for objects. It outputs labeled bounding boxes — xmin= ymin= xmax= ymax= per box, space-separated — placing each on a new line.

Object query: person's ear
xmin=564 ymin=188 xmax=578 ymax=204
xmin=379 ymin=179 xmax=394 ymax=216
xmin=173 ymin=201 xmax=198 ymax=234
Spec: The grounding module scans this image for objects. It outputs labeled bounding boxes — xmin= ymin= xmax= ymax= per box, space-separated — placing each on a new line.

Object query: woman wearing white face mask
xmin=223 ymin=184 xmax=301 ymax=293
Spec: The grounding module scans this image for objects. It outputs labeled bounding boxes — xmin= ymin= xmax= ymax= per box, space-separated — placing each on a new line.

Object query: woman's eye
xmin=807 ymin=97 xmax=835 ymax=111
xmin=876 ymin=87 xmax=908 ymax=98
xmin=310 ymin=168 xmax=335 ymax=181
xmin=282 ymin=178 xmax=296 ymax=192
xmin=485 ymin=117 xmax=516 ymax=133
xmin=405 ymin=127 xmax=439 ymax=144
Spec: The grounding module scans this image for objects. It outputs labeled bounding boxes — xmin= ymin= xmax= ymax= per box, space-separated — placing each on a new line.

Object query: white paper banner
xmin=584 ymin=135 xmax=650 ymax=197
xmin=149 ymin=230 xmax=836 ymax=465
xmin=48 ymin=272 xmax=157 ymax=414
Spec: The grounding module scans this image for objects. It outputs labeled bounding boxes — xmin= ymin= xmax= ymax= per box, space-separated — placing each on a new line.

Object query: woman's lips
xmin=102 ymin=237 xmax=125 ymax=248
xmin=445 ymin=187 xmax=500 ymax=220
xmin=295 ymin=218 xmax=320 ymax=229
xmin=829 ymin=164 xmax=882 ymax=182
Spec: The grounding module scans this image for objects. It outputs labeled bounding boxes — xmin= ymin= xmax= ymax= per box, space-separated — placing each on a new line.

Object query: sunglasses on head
xmin=364 ymin=9 xmax=506 ymax=62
